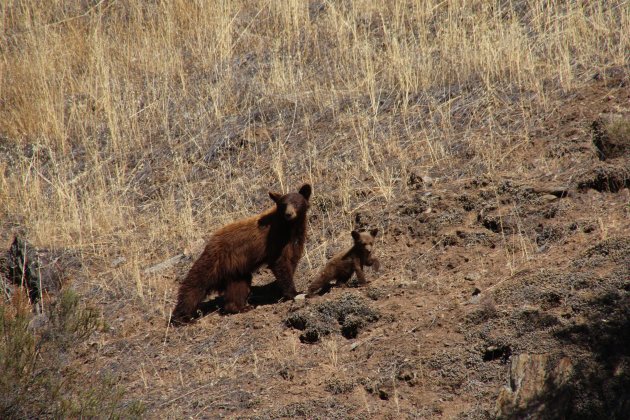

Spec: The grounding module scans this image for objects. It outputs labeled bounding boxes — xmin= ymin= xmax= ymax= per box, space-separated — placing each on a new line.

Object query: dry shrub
xmin=0 ymin=289 xmax=144 ymax=418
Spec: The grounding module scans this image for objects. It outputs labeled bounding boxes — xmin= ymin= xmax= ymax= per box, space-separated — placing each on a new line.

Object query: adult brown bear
xmin=171 ymin=184 xmax=312 ymax=324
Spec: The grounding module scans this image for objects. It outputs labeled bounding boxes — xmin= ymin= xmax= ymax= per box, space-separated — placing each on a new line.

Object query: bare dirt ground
xmin=5 ymin=69 xmax=625 ymax=419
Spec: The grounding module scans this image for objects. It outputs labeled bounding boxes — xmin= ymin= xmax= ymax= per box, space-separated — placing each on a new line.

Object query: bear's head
xmin=351 ymin=228 xmax=378 ymax=254
xmin=269 ymin=184 xmax=312 ymax=222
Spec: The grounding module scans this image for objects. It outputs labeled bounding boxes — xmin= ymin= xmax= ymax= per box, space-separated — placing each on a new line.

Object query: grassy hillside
xmin=1 ymin=0 xmax=629 ymax=418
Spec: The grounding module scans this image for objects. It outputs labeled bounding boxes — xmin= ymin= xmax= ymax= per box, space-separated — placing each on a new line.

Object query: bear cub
xmin=307 ymin=229 xmax=380 ymax=296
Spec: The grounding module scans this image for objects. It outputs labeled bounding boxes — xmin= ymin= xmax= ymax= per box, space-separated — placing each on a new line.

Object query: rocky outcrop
xmin=495 ymin=353 xmax=573 ymax=419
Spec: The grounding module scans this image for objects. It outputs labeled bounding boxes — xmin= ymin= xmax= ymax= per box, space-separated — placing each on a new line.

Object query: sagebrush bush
xmin=0 ymin=289 xmax=143 ymax=419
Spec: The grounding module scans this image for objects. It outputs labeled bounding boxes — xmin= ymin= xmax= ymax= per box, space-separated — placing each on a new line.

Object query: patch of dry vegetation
xmin=1 ymin=0 xmax=629 ymax=416
xmin=1 ymin=0 xmax=627 ymax=293
xmin=0 ymin=289 xmax=144 ymax=417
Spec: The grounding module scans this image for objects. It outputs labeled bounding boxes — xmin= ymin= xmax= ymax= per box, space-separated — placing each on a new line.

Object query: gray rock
xmin=495 ymin=353 xmax=573 ymax=418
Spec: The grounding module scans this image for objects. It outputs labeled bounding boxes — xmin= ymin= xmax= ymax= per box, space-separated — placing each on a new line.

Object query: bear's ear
xmin=351 ymin=230 xmax=361 ymax=241
xmin=298 ymin=184 xmax=312 ymax=200
xmin=269 ymin=191 xmax=283 ymax=204
xmin=370 ymin=228 xmax=378 ymax=237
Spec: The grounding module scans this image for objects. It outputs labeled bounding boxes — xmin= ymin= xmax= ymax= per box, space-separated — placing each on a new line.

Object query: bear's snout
xmin=284 ymin=204 xmax=297 ymax=220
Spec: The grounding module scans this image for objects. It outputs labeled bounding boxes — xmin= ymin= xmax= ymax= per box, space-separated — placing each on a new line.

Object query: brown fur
xmin=307 ymin=229 xmax=380 ymax=296
xmin=172 ymin=184 xmax=312 ymax=323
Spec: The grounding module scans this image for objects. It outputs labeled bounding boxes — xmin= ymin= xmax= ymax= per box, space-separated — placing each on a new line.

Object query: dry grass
xmin=2 ymin=0 xmax=627 ymax=281
xmin=1 ymin=0 xmax=629 ymax=414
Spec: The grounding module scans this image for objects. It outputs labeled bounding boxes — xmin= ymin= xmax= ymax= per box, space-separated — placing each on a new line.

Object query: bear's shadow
xmin=197 ymin=281 xmax=286 ymax=316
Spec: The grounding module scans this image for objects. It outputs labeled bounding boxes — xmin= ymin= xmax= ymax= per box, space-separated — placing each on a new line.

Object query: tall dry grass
xmin=1 ymin=0 xmax=628 ymax=310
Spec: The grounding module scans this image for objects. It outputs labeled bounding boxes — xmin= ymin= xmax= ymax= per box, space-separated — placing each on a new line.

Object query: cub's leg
xmin=366 ymin=257 xmax=380 ymax=271
xmin=353 ymin=259 xmax=368 ymax=284
xmin=307 ymin=273 xmax=333 ymax=297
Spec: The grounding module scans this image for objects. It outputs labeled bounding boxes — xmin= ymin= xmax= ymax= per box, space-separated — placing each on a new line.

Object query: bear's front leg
xmin=353 ymin=259 xmax=368 ymax=284
xmin=366 ymin=256 xmax=380 ymax=272
xmin=271 ymin=261 xmax=298 ymax=299
xmin=224 ymin=275 xmax=253 ymax=314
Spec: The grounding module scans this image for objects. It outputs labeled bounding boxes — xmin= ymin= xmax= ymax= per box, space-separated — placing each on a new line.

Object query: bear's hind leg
xmin=224 ymin=277 xmax=253 ymax=314
xmin=172 ymin=281 xmax=208 ymax=324
xmin=307 ymin=273 xmax=332 ymax=297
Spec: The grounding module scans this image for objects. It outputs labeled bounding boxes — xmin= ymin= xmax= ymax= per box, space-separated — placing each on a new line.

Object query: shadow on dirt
xmin=197 ymin=281 xmax=286 ymax=316
xmin=505 ymin=289 xmax=630 ymax=419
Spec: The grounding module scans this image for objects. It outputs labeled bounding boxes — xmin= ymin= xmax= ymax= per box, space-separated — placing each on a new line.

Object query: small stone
xmin=470 ymin=295 xmax=482 ymax=304
xmin=541 ymin=194 xmax=558 ymax=202
xmin=483 ymin=344 xmax=512 ymax=362
xmin=28 ymin=313 xmax=49 ymax=332
xmin=111 ymin=257 xmax=126 ymax=268
xmin=294 ymin=293 xmax=306 ymax=301
xmin=464 ymin=272 xmax=481 ymax=282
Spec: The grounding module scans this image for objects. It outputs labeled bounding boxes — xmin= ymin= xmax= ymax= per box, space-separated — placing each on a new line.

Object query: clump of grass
xmin=0 ymin=289 xmax=144 ymax=418
xmin=601 ymin=117 xmax=630 ymax=159
xmin=325 ymin=377 xmax=356 ymax=395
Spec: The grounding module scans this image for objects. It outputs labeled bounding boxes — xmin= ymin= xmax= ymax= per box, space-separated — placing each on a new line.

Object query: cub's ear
xmin=269 ymin=191 xmax=283 ymax=203
xmin=351 ymin=230 xmax=361 ymax=241
xmin=298 ymin=184 xmax=312 ymax=200
xmin=370 ymin=228 xmax=379 ymax=237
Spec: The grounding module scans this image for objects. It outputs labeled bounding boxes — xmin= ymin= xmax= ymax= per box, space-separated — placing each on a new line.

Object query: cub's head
xmin=269 ymin=184 xmax=312 ymax=222
xmin=351 ymin=228 xmax=378 ymax=253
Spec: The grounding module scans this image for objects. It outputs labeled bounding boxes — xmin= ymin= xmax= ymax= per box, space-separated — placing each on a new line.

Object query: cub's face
xmin=269 ymin=184 xmax=312 ymax=221
xmin=351 ymin=229 xmax=378 ymax=253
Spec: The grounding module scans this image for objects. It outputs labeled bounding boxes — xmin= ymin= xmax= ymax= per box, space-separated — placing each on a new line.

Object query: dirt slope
xmin=1 ymin=2 xmax=629 ymax=412
xmin=31 ymin=72 xmax=625 ymax=419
